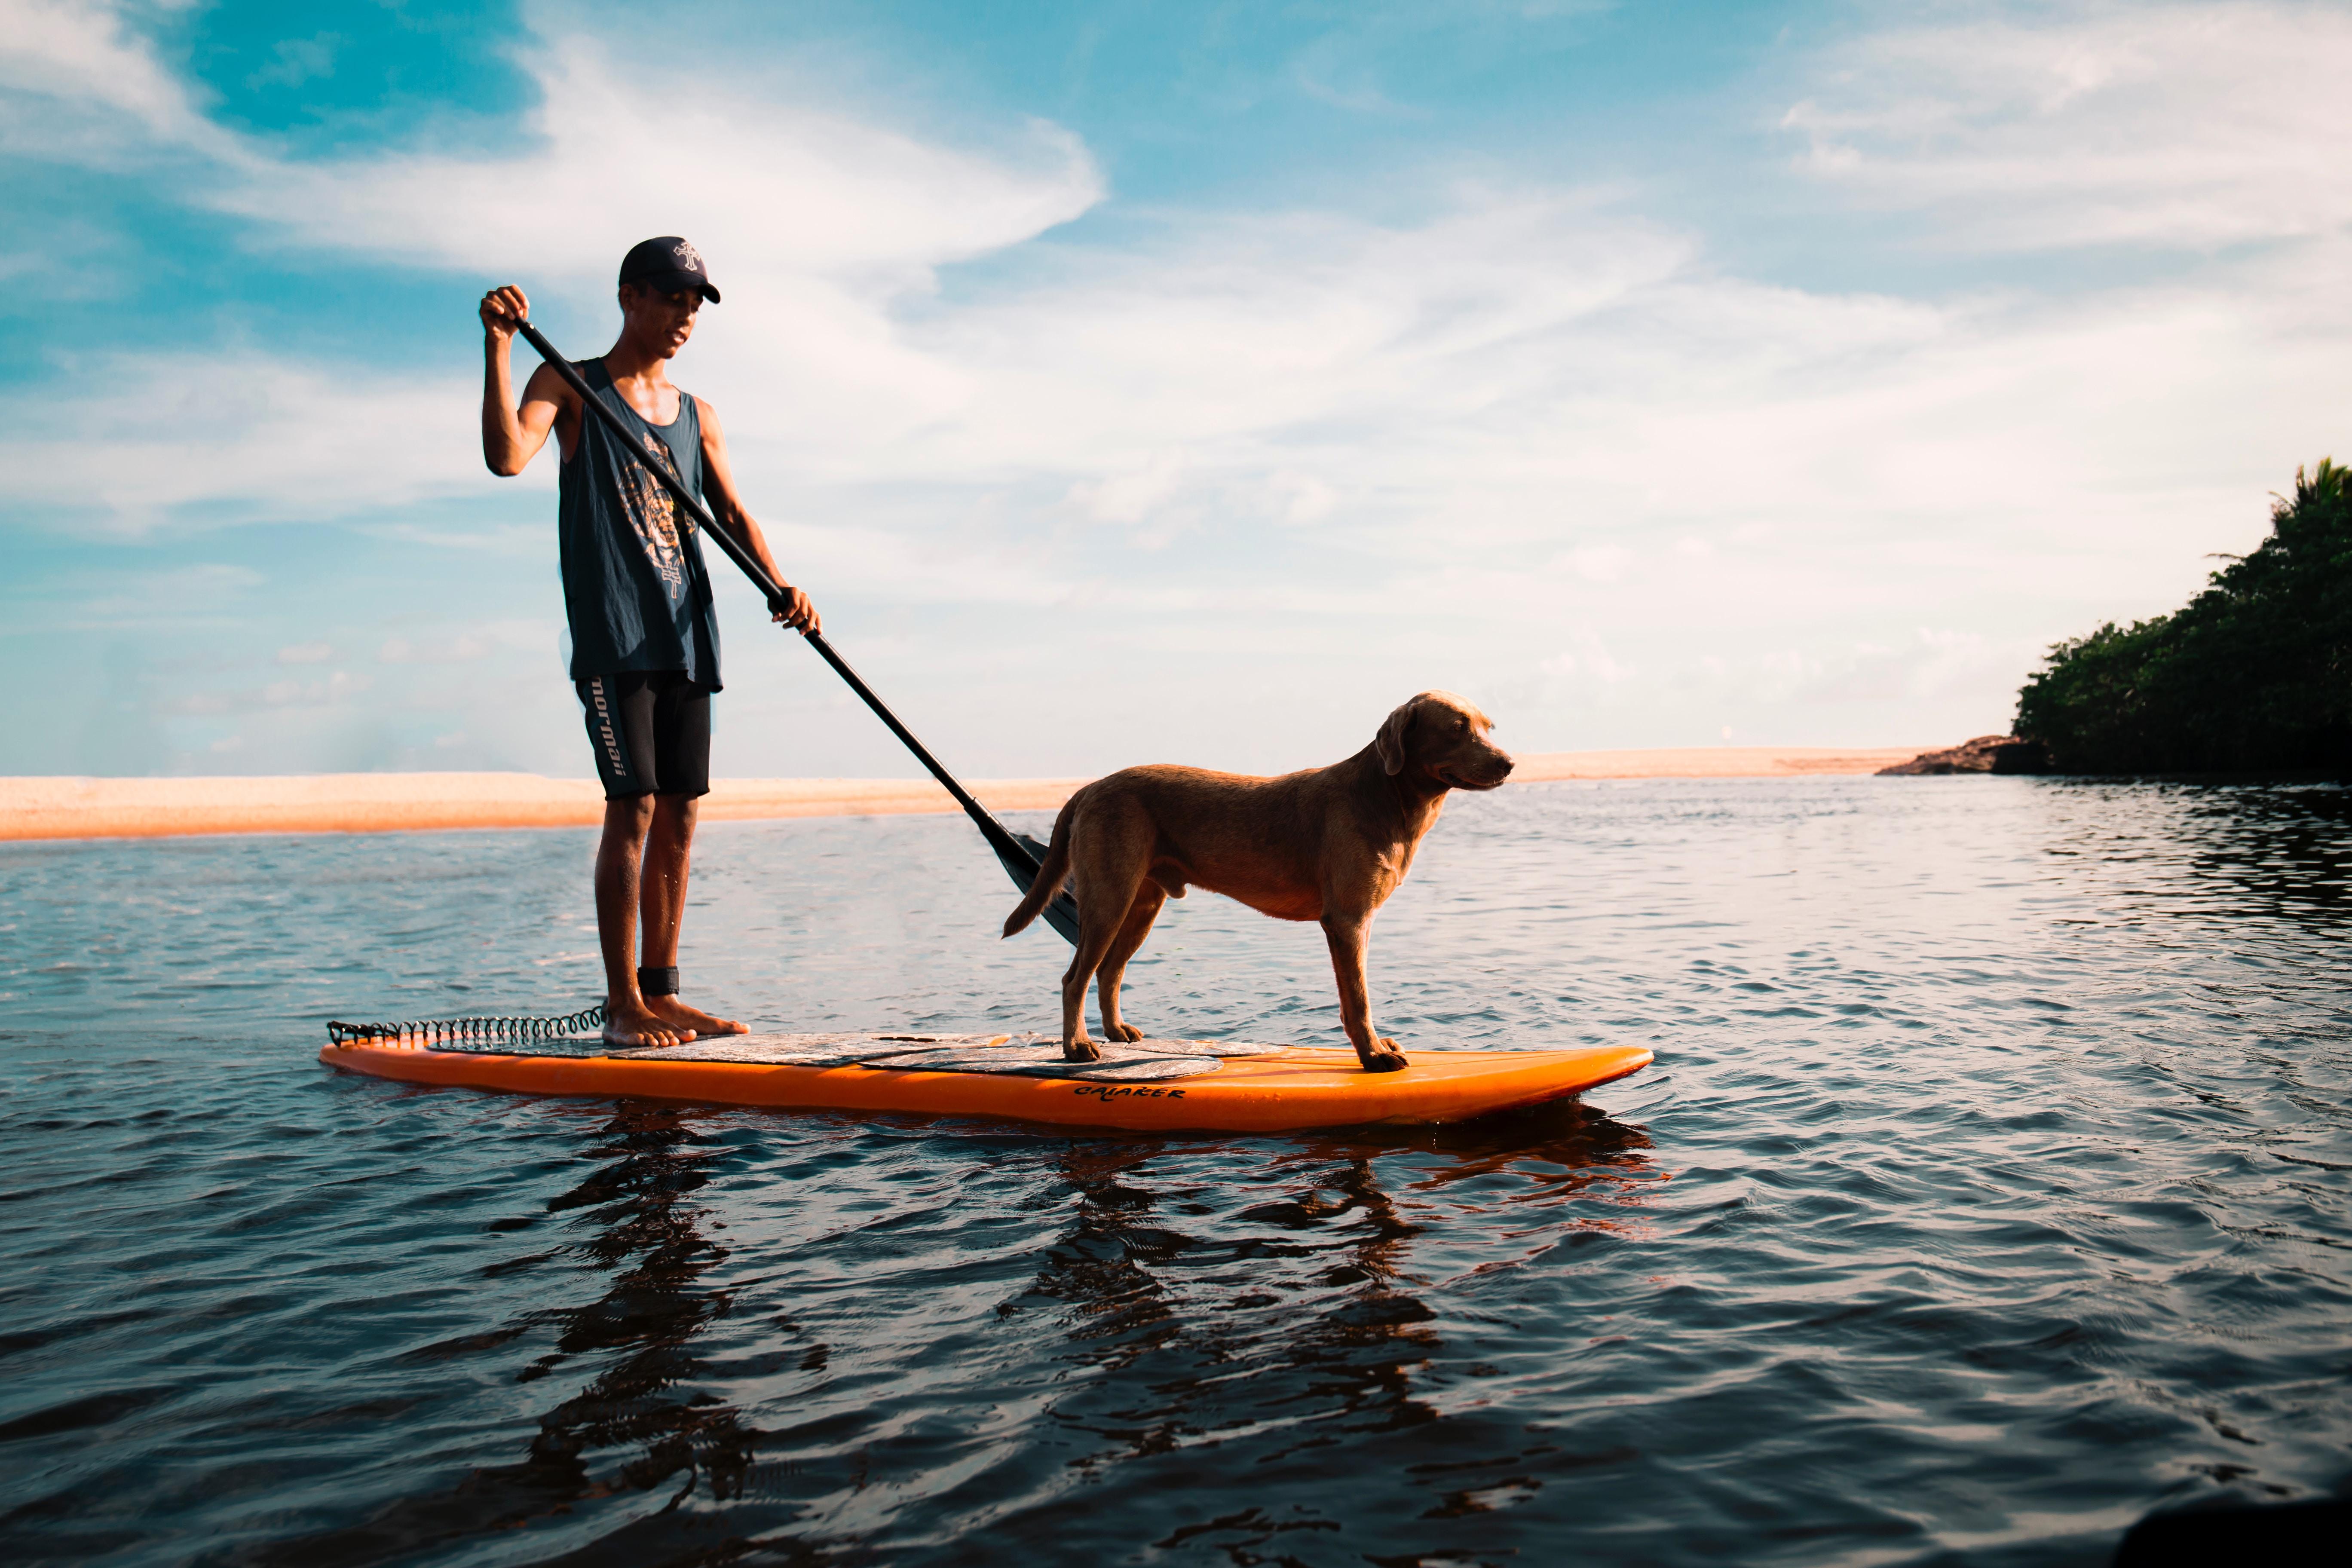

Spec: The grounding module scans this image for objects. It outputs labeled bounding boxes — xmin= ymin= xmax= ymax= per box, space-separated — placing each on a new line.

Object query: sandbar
xmin=1 ymin=747 xmax=1926 ymax=842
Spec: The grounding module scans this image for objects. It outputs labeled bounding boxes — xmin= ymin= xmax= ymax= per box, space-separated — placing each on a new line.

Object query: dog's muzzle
xmin=1441 ymin=760 xmax=1515 ymax=790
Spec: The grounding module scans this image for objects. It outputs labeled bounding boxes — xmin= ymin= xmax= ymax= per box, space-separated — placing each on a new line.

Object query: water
xmin=3 ymin=777 xmax=2348 ymax=1566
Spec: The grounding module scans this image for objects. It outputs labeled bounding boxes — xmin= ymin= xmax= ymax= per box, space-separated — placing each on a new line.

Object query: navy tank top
xmin=557 ymin=358 xmax=722 ymax=689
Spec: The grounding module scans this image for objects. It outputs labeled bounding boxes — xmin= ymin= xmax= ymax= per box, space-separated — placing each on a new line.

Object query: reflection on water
xmin=1024 ymin=1105 xmax=1660 ymax=1496
xmin=238 ymin=1107 xmax=760 ymax=1565
xmin=128 ymin=1094 xmax=1654 ymax=1568
xmin=2 ymin=777 xmax=2347 ymax=1566
xmin=2151 ymin=785 xmax=2352 ymax=922
xmin=2035 ymin=781 xmax=2352 ymax=928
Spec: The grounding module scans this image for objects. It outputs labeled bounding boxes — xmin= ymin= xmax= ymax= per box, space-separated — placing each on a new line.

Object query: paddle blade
xmin=997 ymin=831 xmax=1081 ymax=946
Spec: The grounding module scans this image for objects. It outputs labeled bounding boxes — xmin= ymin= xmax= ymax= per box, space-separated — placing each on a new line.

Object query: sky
xmin=3 ymin=0 xmax=2348 ymax=781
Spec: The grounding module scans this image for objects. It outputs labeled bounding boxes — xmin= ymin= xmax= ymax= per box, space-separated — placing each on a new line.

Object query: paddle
xmin=509 ymin=316 xmax=1080 ymax=946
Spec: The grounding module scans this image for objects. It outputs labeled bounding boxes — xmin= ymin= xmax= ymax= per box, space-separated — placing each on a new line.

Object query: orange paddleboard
xmin=318 ymin=1032 xmax=1652 ymax=1133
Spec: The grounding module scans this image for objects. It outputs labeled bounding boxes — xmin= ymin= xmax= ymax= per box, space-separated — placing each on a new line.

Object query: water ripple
xmin=1 ymin=777 xmax=2347 ymax=1565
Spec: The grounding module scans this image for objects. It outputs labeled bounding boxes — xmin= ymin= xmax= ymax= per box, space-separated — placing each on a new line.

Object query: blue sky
xmin=4 ymin=0 xmax=2348 ymax=779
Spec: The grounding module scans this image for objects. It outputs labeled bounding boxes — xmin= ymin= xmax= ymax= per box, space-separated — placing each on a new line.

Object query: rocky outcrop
xmin=1876 ymin=736 xmax=2050 ymax=776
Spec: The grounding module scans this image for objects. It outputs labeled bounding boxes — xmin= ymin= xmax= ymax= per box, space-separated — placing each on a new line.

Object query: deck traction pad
xmin=436 ymin=1032 xmax=1290 ymax=1081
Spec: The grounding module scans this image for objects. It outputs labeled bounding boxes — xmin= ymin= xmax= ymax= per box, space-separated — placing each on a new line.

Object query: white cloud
xmin=1562 ymin=545 xmax=1632 ymax=584
xmin=0 ymin=0 xmax=233 ymax=161
xmin=378 ymin=632 xmax=497 ymax=664
xmin=1781 ymin=1 xmax=2352 ymax=250
xmin=1540 ymin=627 xmax=1632 ymax=688
xmin=1068 ymin=451 xmax=1188 ymax=525
xmin=58 ymin=563 xmax=266 ymax=629
xmin=1268 ymin=470 xmax=1339 ymax=526
xmin=1755 ymin=628 xmax=2021 ymax=707
xmin=32 ymin=3 xmax=2316 ymax=598
xmin=246 ymin=34 xmax=334 ymax=91
xmin=210 ymin=38 xmax=1099 ymax=283
xmin=0 ymin=352 xmax=484 ymax=530
xmin=6 ymin=0 xmax=2350 ymax=766
xmin=168 ymin=668 xmax=369 ymax=715
xmin=0 ymin=8 xmax=1102 ymax=526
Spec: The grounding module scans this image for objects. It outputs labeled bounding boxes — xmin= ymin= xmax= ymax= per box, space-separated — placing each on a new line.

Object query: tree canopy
xmin=2014 ymin=459 xmax=2352 ymax=774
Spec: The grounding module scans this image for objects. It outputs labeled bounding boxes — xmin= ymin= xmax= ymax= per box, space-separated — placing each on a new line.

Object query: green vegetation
xmin=2014 ymin=458 xmax=2352 ymax=775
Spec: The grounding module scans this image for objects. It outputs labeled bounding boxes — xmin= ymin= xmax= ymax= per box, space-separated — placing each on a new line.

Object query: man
xmin=478 ymin=237 xmax=818 ymax=1048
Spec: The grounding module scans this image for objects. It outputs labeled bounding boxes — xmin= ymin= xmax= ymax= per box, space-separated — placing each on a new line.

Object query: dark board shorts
xmin=576 ymin=672 xmax=711 ymax=800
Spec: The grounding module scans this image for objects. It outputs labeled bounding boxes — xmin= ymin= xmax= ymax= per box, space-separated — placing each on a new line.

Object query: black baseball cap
xmin=619 ymin=236 xmax=720 ymax=303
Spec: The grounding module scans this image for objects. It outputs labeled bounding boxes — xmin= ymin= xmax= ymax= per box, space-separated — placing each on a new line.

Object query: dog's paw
xmin=1359 ymin=1039 xmax=1410 ymax=1073
xmin=1062 ymin=1038 xmax=1104 ymax=1063
xmin=1104 ymin=1023 xmax=1144 ymax=1044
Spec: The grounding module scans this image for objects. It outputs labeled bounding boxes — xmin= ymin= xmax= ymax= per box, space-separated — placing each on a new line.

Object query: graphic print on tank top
xmin=557 ymin=360 xmax=722 ymax=689
xmin=619 ymin=442 xmax=689 ymax=594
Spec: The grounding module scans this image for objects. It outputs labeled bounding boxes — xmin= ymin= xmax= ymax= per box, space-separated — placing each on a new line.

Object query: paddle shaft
xmin=509 ymin=318 xmax=1051 ymax=890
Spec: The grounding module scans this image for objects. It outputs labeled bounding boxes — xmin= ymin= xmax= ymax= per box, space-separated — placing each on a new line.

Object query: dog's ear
xmin=1374 ymin=698 xmax=1418 ymax=776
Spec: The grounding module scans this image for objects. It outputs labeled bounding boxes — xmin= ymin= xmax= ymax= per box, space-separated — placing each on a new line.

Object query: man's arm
xmin=697 ymin=398 xmax=821 ymax=634
xmin=480 ymin=285 xmax=571 ymax=475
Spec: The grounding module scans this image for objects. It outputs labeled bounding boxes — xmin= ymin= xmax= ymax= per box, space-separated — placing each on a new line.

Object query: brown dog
xmin=1003 ymin=691 xmax=1513 ymax=1072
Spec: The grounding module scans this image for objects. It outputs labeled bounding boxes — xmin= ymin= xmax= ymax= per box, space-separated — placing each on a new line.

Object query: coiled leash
xmin=325 ymin=1003 xmax=607 ymax=1047
xmin=325 ymin=970 xmax=680 ymax=1047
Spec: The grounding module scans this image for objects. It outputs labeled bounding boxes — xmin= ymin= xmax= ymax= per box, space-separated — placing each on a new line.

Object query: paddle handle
xmin=507 ymin=319 xmax=1056 ymax=887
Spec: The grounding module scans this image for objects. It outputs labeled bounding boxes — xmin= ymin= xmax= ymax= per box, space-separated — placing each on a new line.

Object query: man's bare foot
xmin=605 ymin=1001 xmax=690 ymax=1050
xmin=648 ymin=996 xmax=747 ymax=1038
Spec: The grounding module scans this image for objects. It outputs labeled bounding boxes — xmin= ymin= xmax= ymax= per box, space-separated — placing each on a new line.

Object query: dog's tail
xmin=1002 ymin=797 xmax=1076 ymax=938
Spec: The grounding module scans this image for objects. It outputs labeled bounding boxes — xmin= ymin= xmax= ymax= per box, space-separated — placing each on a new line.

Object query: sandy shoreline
xmin=1 ymin=747 xmax=1926 ymax=842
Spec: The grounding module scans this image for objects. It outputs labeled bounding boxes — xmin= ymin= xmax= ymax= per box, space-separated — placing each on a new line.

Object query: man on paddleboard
xmin=478 ymin=238 xmax=818 ymax=1049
